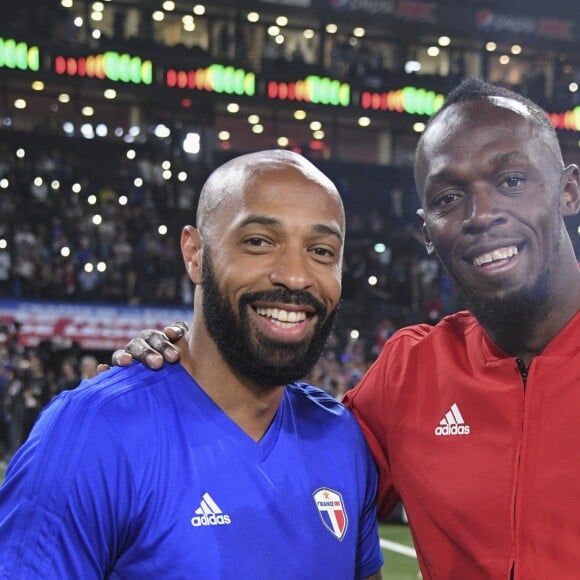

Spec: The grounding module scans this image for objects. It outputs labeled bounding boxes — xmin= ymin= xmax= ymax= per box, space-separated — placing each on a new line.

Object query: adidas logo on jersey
xmin=434 ymin=403 xmax=471 ymax=436
xmin=190 ymin=492 xmax=232 ymax=527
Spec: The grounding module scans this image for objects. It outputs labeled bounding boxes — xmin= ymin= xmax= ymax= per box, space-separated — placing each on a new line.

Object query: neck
xmin=180 ymin=325 xmax=284 ymax=442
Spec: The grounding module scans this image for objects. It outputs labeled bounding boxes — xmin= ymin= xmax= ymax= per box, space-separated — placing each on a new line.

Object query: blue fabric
xmin=0 ymin=363 xmax=382 ymax=579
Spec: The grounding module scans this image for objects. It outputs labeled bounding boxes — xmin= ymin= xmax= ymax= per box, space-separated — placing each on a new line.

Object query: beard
xmin=460 ymin=267 xmax=551 ymax=340
xmin=201 ymin=252 xmax=339 ymax=387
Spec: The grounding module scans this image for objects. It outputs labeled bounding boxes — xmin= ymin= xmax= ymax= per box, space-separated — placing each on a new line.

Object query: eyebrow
xmin=239 ymin=214 xmax=343 ymax=243
xmin=427 ymin=151 xmax=529 ymax=185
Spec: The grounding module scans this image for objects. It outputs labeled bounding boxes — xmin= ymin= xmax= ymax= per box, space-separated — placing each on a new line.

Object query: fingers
xmin=163 ymin=321 xmax=189 ymax=342
xmin=96 ymin=363 xmax=111 ymax=374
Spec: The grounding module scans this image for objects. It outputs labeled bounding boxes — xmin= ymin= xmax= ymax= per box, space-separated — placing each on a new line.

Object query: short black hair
xmin=429 ymin=77 xmax=555 ymax=135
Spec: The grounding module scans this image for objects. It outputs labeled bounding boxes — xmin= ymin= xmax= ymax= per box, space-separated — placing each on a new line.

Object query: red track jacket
xmin=344 ymin=310 xmax=580 ymax=579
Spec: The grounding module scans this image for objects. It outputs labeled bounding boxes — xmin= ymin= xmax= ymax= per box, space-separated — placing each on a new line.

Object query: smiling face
xmin=415 ymin=99 xmax=579 ymax=325
xmin=182 ymin=151 xmax=345 ymax=386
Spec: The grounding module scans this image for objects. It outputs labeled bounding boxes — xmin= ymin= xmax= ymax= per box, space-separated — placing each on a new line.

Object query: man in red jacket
xmin=112 ymin=79 xmax=580 ymax=579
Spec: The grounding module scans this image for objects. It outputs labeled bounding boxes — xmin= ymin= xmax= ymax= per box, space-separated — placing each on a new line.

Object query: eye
xmin=499 ymin=174 xmax=526 ymax=189
xmin=310 ymin=244 xmax=338 ymax=263
xmin=432 ymin=191 xmax=461 ymax=208
xmin=244 ymin=236 xmax=270 ymax=247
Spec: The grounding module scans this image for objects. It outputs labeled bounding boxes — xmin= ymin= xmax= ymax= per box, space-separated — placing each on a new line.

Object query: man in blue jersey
xmin=0 ymin=150 xmax=383 ymax=579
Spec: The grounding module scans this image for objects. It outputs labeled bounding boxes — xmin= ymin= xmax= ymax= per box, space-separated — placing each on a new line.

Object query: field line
xmin=380 ymin=538 xmax=417 ymax=558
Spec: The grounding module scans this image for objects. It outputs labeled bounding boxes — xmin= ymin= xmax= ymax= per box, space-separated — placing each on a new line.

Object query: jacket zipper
xmin=510 ymin=358 xmax=529 ymax=579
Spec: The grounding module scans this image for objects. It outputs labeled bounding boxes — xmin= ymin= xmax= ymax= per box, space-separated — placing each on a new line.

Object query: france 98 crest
xmin=313 ymin=487 xmax=348 ymax=541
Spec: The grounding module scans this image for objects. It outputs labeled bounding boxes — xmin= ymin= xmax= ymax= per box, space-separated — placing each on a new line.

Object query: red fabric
xmin=343 ymin=310 xmax=580 ymax=579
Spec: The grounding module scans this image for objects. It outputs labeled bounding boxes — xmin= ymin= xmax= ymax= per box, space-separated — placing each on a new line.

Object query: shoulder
xmin=286 ymin=381 xmax=345 ymax=415
xmin=382 ymin=310 xmax=479 ymax=355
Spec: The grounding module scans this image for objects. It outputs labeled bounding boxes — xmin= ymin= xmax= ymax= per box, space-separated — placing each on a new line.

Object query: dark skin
xmin=415 ymin=99 xmax=580 ymax=365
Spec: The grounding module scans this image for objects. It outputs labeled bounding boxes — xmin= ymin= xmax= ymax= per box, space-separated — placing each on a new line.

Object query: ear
xmin=416 ymin=208 xmax=435 ymax=255
xmin=181 ymin=225 xmax=203 ymax=284
xmin=561 ymin=164 xmax=580 ymax=216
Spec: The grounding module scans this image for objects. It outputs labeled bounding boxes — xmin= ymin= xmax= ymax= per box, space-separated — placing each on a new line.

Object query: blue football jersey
xmin=0 ymin=363 xmax=383 ymax=579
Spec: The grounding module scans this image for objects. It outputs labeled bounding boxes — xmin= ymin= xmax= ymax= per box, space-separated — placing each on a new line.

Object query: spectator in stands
xmin=121 ymin=79 xmax=580 ymax=579
xmin=0 ymin=150 xmax=383 ymax=579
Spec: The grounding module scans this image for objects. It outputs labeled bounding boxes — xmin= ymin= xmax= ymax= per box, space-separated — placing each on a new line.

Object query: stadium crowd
xmin=0 ymin=129 xmax=467 ymax=460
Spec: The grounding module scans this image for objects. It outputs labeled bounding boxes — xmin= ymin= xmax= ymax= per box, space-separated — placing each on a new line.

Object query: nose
xmin=462 ymin=185 xmax=506 ymax=234
xmin=268 ymin=247 xmax=315 ymax=291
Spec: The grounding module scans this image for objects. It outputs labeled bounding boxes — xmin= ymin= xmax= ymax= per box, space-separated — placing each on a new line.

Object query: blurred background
xmin=0 ymin=0 xmax=579 ymax=461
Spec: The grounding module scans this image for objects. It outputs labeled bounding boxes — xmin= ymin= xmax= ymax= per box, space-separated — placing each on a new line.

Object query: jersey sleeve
xmin=0 ymin=389 xmax=134 ymax=578
xmin=343 ymin=347 xmax=401 ymax=521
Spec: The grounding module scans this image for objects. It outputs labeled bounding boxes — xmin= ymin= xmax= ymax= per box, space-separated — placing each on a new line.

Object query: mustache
xmin=239 ymin=289 xmax=328 ymax=317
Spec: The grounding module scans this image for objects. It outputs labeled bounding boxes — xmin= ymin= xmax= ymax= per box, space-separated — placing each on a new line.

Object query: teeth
xmin=255 ymin=307 xmax=307 ymax=324
xmin=473 ymin=246 xmax=518 ymax=267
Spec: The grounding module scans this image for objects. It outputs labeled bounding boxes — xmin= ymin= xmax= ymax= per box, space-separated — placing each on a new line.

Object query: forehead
xmin=215 ymin=165 xmax=345 ymax=236
xmin=417 ymin=101 xmax=545 ymax=180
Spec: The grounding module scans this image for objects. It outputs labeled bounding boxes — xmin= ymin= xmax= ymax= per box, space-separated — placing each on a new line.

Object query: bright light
xmin=486 ymin=41 xmax=497 ymax=52
xmin=267 ymin=25 xmax=280 ymax=36
xmin=118 ymin=195 xmax=128 ymax=205
xmin=358 ymin=116 xmax=371 ymax=127
xmin=226 ymin=102 xmax=239 ymax=113
xmin=276 ymin=16 xmax=288 ymax=26
xmin=14 ymin=99 xmax=27 ymax=110
xmin=84 ymin=263 xmax=94 ymax=273
xmin=162 ymin=160 xmax=171 ymax=170
xmin=92 ymin=2 xmax=104 ymax=10
xmin=252 ymin=124 xmax=264 ymax=134
xmin=350 ymin=329 xmax=360 ymax=340
xmin=248 ymin=114 xmax=260 ymax=124
xmin=303 ymin=29 xmax=315 ymax=39
xmin=134 ymin=177 xmax=143 ymax=187
xmin=72 ymin=183 xmax=82 ymax=193
xmin=183 ymin=132 xmax=201 ymax=154
xmin=511 ymin=44 xmax=522 ymax=55
xmin=88 ymin=194 xmax=97 ymax=205
xmin=326 ymin=23 xmax=338 ymax=34
xmin=309 ymin=120 xmax=322 ymax=131
xmin=218 ymin=130 xmax=230 ymax=141
xmin=294 ymin=109 xmax=307 ymax=120
xmin=33 ymin=177 xmax=43 ymax=187
xmin=104 ymin=88 xmax=116 ymax=99
xmin=126 ymin=149 xmax=136 ymax=159
xmin=51 ymin=180 xmax=60 ymax=190
xmin=154 ymin=124 xmax=171 ymax=138
xmin=247 ymin=11 xmax=260 ymax=23
xmin=178 ymin=171 xmax=188 ymax=181
xmin=438 ymin=36 xmax=451 ymax=46
xmin=92 ymin=214 xmax=102 ymax=225
xmin=193 ymin=4 xmax=205 ymax=15
xmin=413 ymin=122 xmax=426 ymax=133
xmin=404 ymin=60 xmax=421 ymax=74
xmin=312 ymin=130 xmax=325 ymax=139
xmin=91 ymin=11 xmax=103 ymax=21
xmin=58 ymin=93 xmax=70 ymax=103
xmin=32 ymin=81 xmax=44 ymax=91
xmin=368 ymin=275 xmax=378 ymax=286
xmin=81 ymin=106 xmax=94 ymax=116
xmin=74 ymin=16 xmax=84 ymax=27
xmin=95 ymin=123 xmax=108 ymax=137
xmin=569 ymin=82 xmax=579 ymax=93
xmin=0 ymin=239 xmax=6 ymax=250
xmin=499 ymin=55 xmax=510 ymax=65
xmin=427 ymin=46 xmax=440 ymax=57
xmin=353 ymin=27 xmax=365 ymax=38
xmin=162 ymin=0 xmax=175 ymax=10
xmin=60 ymin=246 xmax=70 ymax=257
xmin=152 ymin=11 xmax=165 ymax=21
xmin=374 ymin=243 xmax=386 ymax=253
xmin=275 ymin=34 xmax=285 ymax=45
xmin=63 ymin=121 xmax=74 ymax=135
xmin=80 ymin=124 xmax=95 ymax=139
xmin=16 ymin=148 xmax=26 ymax=158
xmin=277 ymin=136 xmax=289 ymax=147
xmin=158 ymin=225 xmax=168 ymax=235
xmin=97 ymin=261 xmax=107 ymax=272
xmin=0 ymin=179 xmax=8 ymax=188
xmin=162 ymin=170 xmax=172 ymax=180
